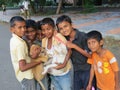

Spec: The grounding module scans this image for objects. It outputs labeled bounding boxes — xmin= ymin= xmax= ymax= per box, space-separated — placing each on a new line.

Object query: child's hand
xmin=66 ymin=41 xmax=75 ymax=49
xmin=47 ymin=67 xmax=53 ymax=73
xmin=86 ymin=84 xmax=92 ymax=90
xmin=54 ymin=62 xmax=66 ymax=70
xmin=115 ymin=85 xmax=120 ymax=90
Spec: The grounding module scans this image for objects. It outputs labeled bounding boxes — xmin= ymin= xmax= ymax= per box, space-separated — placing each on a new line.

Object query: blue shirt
xmin=66 ymin=29 xmax=91 ymax=71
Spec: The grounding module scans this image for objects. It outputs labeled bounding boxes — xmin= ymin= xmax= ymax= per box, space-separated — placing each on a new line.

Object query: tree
xmin=29 ymin=0 xmax=46 ymax=13
xmin=0 ymin=0 xmax=20 ymax=6
xmin=82 ymin=0 xmax=96 ymax=13
xmin=56 ymin=0 xmax=63 ymax=14
xmin=73 ymin=0 xmax=78 ymax=6
xmin=38 ymin=0 xmax=46 ymax=12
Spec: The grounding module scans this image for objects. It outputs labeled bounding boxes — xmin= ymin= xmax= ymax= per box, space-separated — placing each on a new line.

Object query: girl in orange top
xmin=86 ymin=30 xmax=119 ymax=90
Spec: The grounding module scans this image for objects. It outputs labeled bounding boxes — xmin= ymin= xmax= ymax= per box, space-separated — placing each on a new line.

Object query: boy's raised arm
xmin=66 ymin=41 xmax=91 ymax=58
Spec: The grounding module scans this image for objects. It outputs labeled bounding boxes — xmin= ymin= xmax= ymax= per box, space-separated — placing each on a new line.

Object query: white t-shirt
xmin=22 ymin=1 xmax=30 ymax=10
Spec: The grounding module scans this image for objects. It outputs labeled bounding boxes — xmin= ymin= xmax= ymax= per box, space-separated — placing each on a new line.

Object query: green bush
xmin=45 ymin=1 xmax=54 ymax=6
xmin=82 ymin=0 xmax=97 ymax=13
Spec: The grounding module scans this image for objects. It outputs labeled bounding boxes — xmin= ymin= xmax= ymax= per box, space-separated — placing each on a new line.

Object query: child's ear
xmin=100 ymin=40 xmax=104 ymax=46
xmin=10 ymin=27 xmax=14 ymax=33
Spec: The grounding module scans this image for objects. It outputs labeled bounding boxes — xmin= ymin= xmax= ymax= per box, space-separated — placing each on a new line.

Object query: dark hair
xmin=36 ymin=20 xmax=42 ymax=30
xmin=56 ymin=15 xmax=72 ymax=27
xmin=40 ymin=17 xmax=55 ymax=29
xmin=87 ymin=30 xmax=103 ymax=42
xmin=26 ymin=19 xmax=37 ymax=30
xmin=9 ymin=16 xmax=25 ymax=27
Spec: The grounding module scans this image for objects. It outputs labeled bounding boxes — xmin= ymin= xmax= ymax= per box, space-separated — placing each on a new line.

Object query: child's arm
xmin=66 ymin=41 xmax=91 ymax=58
xmin=115 ymin=71 xmax=120 ymax=90
xmin=54 ymin=49 xmax=72 ymax=70
xmin=19 ymin=59 xmax=42 ymax=72
xmin=86 ymin=64 xmax=94 ymax=90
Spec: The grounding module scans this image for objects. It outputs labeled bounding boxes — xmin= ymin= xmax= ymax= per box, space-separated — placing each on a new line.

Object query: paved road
xmin=0 ymin=23 xmax=21 ymax=90
xmin=0 ymin=9 xmax=120 ymax=37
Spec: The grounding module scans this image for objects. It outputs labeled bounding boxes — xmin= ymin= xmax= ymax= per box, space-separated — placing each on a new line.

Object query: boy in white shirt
xmin=9 ymin=16 xmax=41 ymax=90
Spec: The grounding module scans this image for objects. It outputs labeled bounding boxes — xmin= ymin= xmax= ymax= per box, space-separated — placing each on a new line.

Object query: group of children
xmin=9 ymin=15 xmax=120 ymax=90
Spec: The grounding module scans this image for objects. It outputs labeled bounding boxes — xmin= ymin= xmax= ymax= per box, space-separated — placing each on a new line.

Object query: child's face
xmin=36 ymin=30 xmax=45 ymax=41
xmin=57 ymin=21 xmax=73 ymax=36
xmin=25 ymin=27 xmax=37 ymax=41
xmin=11 ymin=21 xmax=26 ymax=38
xmin=41 ymin=24 xmax=54 ymax=39
xmin=87 ymin=38 xmax=103 ymax=52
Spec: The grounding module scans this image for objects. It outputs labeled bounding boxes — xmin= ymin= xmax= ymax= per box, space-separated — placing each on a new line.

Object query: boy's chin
xmin=63 ymin=33 xmax=69 ymax=37
xmin=92 ymin=50 xmax=96 ymax=53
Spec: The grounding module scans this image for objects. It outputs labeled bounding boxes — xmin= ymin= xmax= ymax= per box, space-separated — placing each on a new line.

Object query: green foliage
xmin=0 ymin=0 xmax=20 ymax=7
xmin=34 ymin=8 xmax=56 ymax=16
xmin=45 ymin=0 xmax=54 ymax=6
xmin=82 ymin=0 xmax=97 ymax=13
xmin=39 ymin=0 xmax=46 ymax=6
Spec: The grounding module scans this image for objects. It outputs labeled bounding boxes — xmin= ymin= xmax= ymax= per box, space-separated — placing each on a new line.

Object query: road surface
xmin=0 ymin=22 xmax=21 ymax=90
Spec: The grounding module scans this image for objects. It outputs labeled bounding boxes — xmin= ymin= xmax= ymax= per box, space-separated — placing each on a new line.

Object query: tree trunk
xmin=73 ymin=0 xmax=78 ymax=6
xmin=29 ymin=0 xmax=36 ymax=13
xmin=56 ymin=0 xmax=63 ymax=14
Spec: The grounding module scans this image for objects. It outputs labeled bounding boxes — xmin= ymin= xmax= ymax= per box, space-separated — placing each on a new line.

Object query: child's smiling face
xmin=87 ymin=38 xmax=103 ymax=52
xmin=25 ymin=27 xmax=37 ymax=41
xmin=57 ymin=21 xmax=73 ymax=36
xmin=41 ymin=24 xmax=54 ymax=39
xmin=11 ymin=21 xmax=26 ymax=38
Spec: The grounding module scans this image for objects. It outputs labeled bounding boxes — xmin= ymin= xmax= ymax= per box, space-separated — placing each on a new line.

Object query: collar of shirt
xmin=66 ymin=28 xmax=79 ymax=41
xmin=12 ymin=33 xmax=25 ymax=42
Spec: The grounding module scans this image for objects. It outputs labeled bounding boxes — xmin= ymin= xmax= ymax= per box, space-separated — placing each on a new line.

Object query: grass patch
xmin=104 ymin=36 xmax=120 ymax=48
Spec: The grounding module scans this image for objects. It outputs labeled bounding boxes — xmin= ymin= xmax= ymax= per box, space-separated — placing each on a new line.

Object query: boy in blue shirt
xmin=56 ymin=15 xmax=94 ymax=90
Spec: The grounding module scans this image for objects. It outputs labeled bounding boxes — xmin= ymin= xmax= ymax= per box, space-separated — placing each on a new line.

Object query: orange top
xmin=88 ymin=50 xmax=119 ymax=90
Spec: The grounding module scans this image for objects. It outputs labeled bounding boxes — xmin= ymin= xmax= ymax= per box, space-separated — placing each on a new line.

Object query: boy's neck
xmin=47 ymin=37 xmax=53 ymax=49
xmin=69 ymin=29 xmax=76 ymax=41
xmin=96 ymin=48 xmax=106 ymax=57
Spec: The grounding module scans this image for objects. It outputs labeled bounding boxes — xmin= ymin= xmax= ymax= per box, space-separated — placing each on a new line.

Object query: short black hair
xmin=26 ymin=19 xmax=37 ymax=30
xmin=36 ymin=20 xmax=42 ymax=30
xmin=40 ymin=17 xmax=55 ymax=28
xmin=10 ymin=16 xmax=25 ymax=27
xmin=56 ymin=15 xmax=72 ymax=27
xmin=87 ymin=30 xmax=103 ymax=42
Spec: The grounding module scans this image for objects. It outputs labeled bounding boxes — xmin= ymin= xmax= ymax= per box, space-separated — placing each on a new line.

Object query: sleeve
xmin=54 ymin=33 xmax=68 ymax=63
xmin=42 ymin=38 xmax=47 ymax=48
xmin=81 ymin=32 xmax=91 ymax=53
xmin=17 ymin=43 xmax=26 ymax=61
xmin=107 ymin=50 xmax=119 ymax=71
xmin=55 ymin=33 xmax=68 ymax=52
xmin=87 ymin=53 xmax=95 ymax=65
xmin=55 ymin=33 xmax=67 ymax=45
